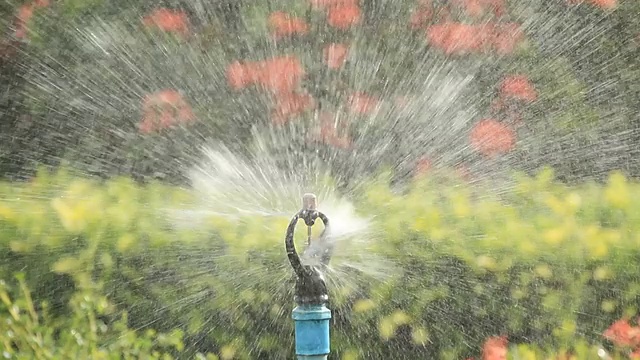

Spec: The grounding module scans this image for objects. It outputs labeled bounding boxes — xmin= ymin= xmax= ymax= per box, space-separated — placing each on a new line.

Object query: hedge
xmin=1 ymin=167 xmax=640 ymax=359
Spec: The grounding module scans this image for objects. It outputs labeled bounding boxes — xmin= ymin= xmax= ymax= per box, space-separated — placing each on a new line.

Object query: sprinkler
xmin=285 ymin=193 xmax=333 ymax=360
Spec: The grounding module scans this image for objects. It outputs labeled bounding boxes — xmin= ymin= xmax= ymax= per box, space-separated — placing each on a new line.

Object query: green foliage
xmin=0 ymin=273 xmax=186 ymax=359
xmin=1 ymin=168 xmax=640 ymax=358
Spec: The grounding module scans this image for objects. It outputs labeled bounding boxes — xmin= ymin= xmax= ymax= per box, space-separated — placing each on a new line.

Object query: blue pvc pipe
xmin=292 ymin=304 xmax=331 ymax=359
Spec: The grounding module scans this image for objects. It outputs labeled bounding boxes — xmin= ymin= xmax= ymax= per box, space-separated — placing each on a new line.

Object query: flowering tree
xmin=0 ymin=0 xmax=638 ymax=183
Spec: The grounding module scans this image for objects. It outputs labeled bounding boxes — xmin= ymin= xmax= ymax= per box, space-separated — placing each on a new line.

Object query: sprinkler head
xmin=301 ymin=193 xmax=318 ymax=227
xmin=285 ymin=193 xmax=332 ymax=306
xmin=302 ymin=193 xmax=317 ymax=211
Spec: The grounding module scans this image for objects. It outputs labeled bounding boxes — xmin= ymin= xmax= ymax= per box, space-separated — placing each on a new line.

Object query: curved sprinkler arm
xmin=285 ymin=193 xmax=333 ymax=360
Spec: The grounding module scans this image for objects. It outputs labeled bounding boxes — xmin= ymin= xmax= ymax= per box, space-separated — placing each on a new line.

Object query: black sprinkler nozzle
xmin=285 ymin=193 xmax=332 ymax=305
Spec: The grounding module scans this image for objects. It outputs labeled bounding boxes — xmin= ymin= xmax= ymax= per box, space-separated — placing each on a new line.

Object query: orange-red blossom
xmin=467 ymin=335 xmax=508 ymax=360
xmin=426 ymin=22 xmax=524 ymax=55
xmin=483 ymin=336 xmax=508 ymax=360
xmin=226 ymin=55 xmax=305 ymax=94
xmin=450 ymin=0 xmax=506 ymax=18
xmin=603 ymin=318 xmax=640 ymax=349
xmin=469 ymin=118 xmax=515 ymax=157
xmin=499 ymin=75 xmax=537 ymax=102
xmin=347 ymin=93 xmax=379 ymax=114
xmin=310 ymin=0 xmax=361 ymax=29
xmin=268 ymin=11 xmax=309 ymax=39
xmin=567 ymin=0 xmax=617 ymax=10
xmin=14 ymin=0 xmax=49 ymax=40
xmin=271 ymin=92 xmax=315 ymax=125
xmin=414 ymin=157 xmax=433 ymax=177
xmin=142 ymin=8 xmax=190 ymax=36
xmin=312 ymin=111 xmax=352 ymax=149
xmin=327 ymin=4 xmax=361 ymax=29
xmin=323 ymin=43 xmax=350 ymax=69
xmin=139 ymin=89 xmax=195 ymax=133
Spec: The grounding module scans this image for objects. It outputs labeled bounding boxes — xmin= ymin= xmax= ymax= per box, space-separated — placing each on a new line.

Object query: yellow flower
xmin=342 ymin=349 xmax=359 ymax=360
xmin=51 ymin=198 xmax=86 ymax=233
xmin=519 ymin=240 xmax=537 ymax=255
xmin=219 ymin=345 xmax=236 ymax=360
xmin=593 ymin=266 xmax=612 ymax=281
xmin=544 ymin=195 xmax=567 ymax=217
xmin=451 ymin=193 xmax=470 ymax=218
xmin=476 ymin=255 xmax=496 ymax=270
xmin=353 ymin=299 xmax=375 ymax=313
xmin=411 ymin=327 xmax=429 ymax=345
xmin=604 ymin=171 xmax=630 ymax=209
xmin=543 ymin=227 xmax=565 ymax=245
xmin=0 ymin=204 xmax=15 ymax=221
xmin=391 ymin=310 xmax=411 ymax=326
xmin=534 ymin=264 xmax=553 ymax=279
xmin=378 ymin=317 xmax=395 ymax=340
xmin=601 ymin=299 xmax=616 ymax=313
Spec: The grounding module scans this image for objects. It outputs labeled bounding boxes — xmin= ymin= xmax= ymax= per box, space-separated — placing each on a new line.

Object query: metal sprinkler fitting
xmin=285 ymin=193 xmax=333 ymax=360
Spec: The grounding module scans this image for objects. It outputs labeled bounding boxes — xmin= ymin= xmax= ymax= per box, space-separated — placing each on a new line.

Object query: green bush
xmin=0 ymin=273 xmax=187 ymax=359
xmin=1 ymin=167 xmax=640 ymax=359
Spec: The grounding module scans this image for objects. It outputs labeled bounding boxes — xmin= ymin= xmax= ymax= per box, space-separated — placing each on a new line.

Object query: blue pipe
xmin=292 ymin=304 xmax=331 ymax=359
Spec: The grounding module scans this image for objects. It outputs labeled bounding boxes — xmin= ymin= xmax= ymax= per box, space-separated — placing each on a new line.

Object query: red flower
xmin=323 ymin=43 xmax=350 ymax=69
xmin=454 ymin=0 xmax=485 ymax=17
xmin=310 ymin=0 xmax=359 ymax=10
xmin=347 ymin=93 xmax=379 ymax=114
xmin=455 ymin=164 xmax=471 ymax=181
xmin=226 ymin=61 xmax=257 ymax=91
xmin=469 ymin=119 xmax=515 ymax=157
xmin=309 ymin=111 xmax=352 ymax=149
xmin=590 ymin=0 xmax=616 ymax=9
xmin=426 ymin=22 xmax=493 ymax=55
xmin=13 ymin=0 xmax=50 ymax=40
xmin=482 ymin=336 xmax=508 ymax=360
xmin=14 ymin=4 xmax=34 ymax=39
xmin=451 ymin=0 xmax=505 ymax=18
xmin=139 ymin=89 xmax=195 ymax=133
xmin=603 ymin=319 xmax=640 ymax=348
xmin=446 ymin=23 xmax=488 ymax=53
xmin=271 ymin=92 xmax=315 ymax=125
xmin=409 ymin=7 xmax=432 ymax=30
xmin=327 ymin=4 xmax=361 ymax=29
xmin=142 ymin=8 xmax=189 ymax=36
xmin=255 ymin=55 xmax=306 ymax=94
xmin=568 ymin=0 xmax=617 ymax=9
xmin=227 ymin=56 xmax=305 ymax=94
xmin=268 ymin=11 xmax=309 ymax=39
xmin=492 ymin=22 xmax=524 ymax=55
xmin=499 ymin=75 xmax=537 ymax=102
xmin=414 ymin=157 xmax=433 ymax=177
xmin=427 ymin=22 xmax=524 ymax=56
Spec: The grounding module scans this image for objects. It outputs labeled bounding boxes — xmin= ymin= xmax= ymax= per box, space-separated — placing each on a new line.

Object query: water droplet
xmin=597 ymin=348 xmax=607 ymax=358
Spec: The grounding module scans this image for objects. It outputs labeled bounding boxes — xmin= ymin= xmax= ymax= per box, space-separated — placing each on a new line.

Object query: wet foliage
xmin=1 ymin=168 xmax=640 ymax=358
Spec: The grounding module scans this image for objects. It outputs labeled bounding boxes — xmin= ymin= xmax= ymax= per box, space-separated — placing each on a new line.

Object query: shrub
xmin=0 ymin=272 xmax=187 ymax=359
xmin=1 ymin=167 xmax=640 ymax=358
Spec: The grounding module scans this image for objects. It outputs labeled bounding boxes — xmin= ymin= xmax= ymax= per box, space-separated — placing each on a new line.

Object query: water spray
xmin=285 ymin=193 xmax=333 ymax=360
